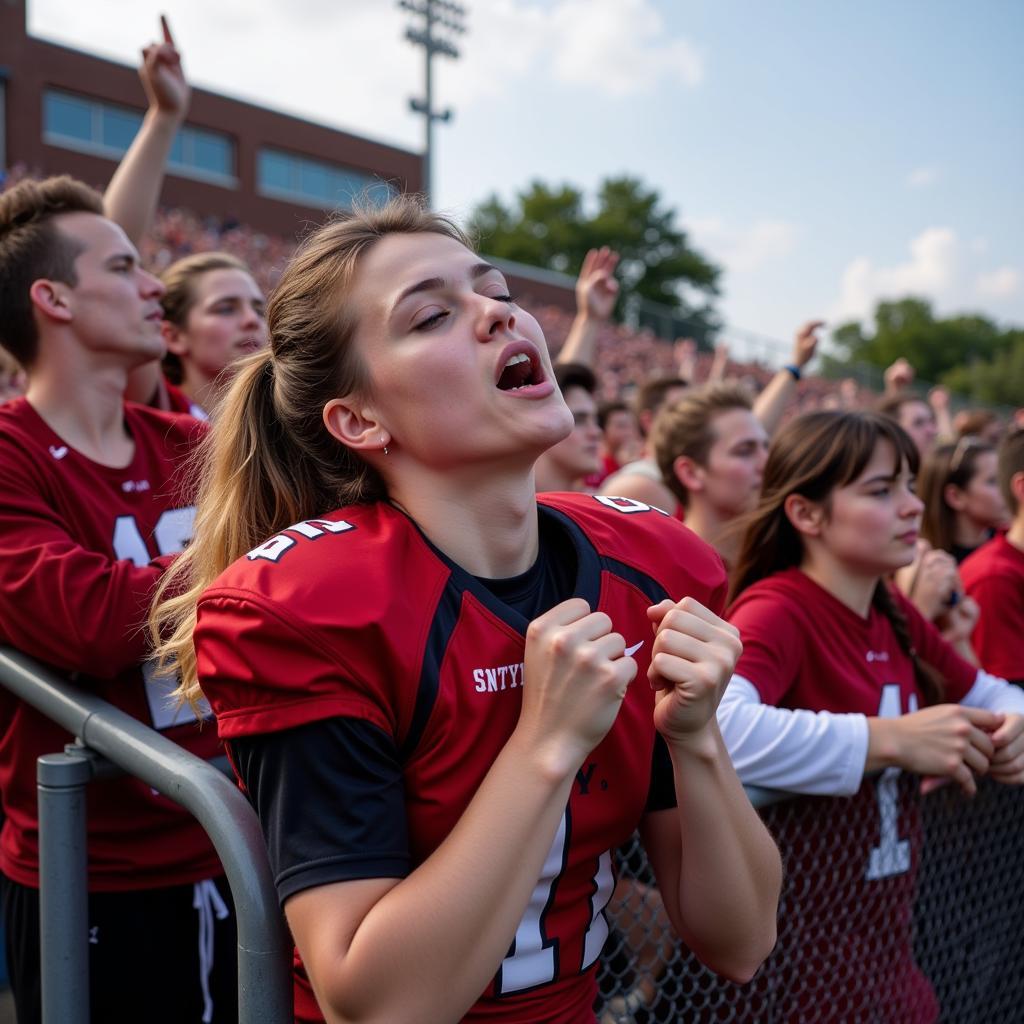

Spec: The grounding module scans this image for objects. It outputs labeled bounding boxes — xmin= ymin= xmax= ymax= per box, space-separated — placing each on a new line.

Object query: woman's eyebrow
xmin=391 ymin=263 xmax=500 ymax=314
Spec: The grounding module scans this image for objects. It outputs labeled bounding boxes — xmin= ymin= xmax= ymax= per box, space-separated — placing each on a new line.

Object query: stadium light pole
xmin=399 ymin=0 xmax=466 ymax=208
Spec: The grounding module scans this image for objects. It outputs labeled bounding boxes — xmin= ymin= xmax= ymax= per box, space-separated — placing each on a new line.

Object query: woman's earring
xmin=381 ymin=436 xmax=389 ymax=456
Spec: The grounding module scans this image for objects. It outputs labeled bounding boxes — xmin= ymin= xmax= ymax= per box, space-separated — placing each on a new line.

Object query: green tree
xmin=942 ymin=331 xmax=1024 ymax=406
xmin=829 ymin=298 xmax=1005 ymax=383
xmin=469 ymin=176 xmax=721 ymax=341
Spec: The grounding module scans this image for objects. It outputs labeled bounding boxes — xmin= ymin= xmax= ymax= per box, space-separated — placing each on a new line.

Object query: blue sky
xmin=29 ymin=0 xmax=1024 ymax=358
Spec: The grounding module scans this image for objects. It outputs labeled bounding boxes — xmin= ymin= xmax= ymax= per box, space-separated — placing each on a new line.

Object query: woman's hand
xmin=140 ymin=16 xmax=190 ymax=122
xmin=936 ymin=593 xmax=979 ymax=649
xmin=989 ymin=713 xmax=1024 ymax=784
xmin=518 ymin=598 xmax=637 ymax=777
xmin=895 ymin=540 xmax=959 ymax=621
xmin=646 ymin=598 xmax=742 ymax=751
xmin=870 ymin=704 xmax=1003 ymax=796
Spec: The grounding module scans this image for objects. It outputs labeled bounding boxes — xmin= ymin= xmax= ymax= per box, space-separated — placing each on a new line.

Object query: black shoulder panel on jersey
xmin=401 ymin=579 xmax=463 ymax=761
xmin=599 ymin=556 xmax=671 ymax=607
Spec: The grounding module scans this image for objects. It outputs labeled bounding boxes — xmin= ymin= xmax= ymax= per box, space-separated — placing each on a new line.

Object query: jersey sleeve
xmin=0 ymin=448 xmax=160 ymax=677
xmin=194 ymin=590 xmax=396 ymax=740
xmin=963 ymin=573 xmax=1024 ymax=683
xmin=897 ymin=590 xmax=977 ymax=701
xmin=228 ymin=716 xmax=410 ymax=903
xmin=727 ymin=591 xmax=804 ymax=706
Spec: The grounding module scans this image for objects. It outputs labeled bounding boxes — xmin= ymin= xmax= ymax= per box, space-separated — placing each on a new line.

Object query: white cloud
xmin=831 ymin=227 xmax=959 ymax=323
xmin=688 ymin=217 xmax=800 ymax=274
xmin=976 ymin=267 xmax=1021 ymax=299
xmin=906 ymin=165 xmax=939 ymax=188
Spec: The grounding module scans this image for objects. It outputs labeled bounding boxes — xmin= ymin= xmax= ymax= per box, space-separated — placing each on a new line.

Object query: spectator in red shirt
xmin=962 ymin=429 xmax=1024 ymax=685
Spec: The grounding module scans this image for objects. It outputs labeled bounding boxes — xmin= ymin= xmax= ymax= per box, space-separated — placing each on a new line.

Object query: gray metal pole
xmin=0 ymin=647 xmax=292 ymax=1023
xmin=423 ymin=3 xmax=434 ymax=204
xmin=37 ymin=751 xmax=92 ymax=1024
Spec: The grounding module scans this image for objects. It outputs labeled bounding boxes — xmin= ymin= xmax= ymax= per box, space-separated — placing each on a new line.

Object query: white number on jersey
xmin=246 ymin=518 xmax=356 ymax=563
xmin=112 ymin=508 xmax=208 ymax=729
xmin=496 ymin=809 xmax=615 ymax=995
xmin=593 ymin=495 xmax=670 ymax=516
xmin=866 ymin=682 xmax=918 ymax=880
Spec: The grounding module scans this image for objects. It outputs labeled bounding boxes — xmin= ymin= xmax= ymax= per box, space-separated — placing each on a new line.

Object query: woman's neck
xmin=180 ymin=366 xmax=220 ymax=417
xmin=953 ymin=515 xmax=989 ymax=551
xmin=684 ymin=501 xmax=742 ymax=568
xmin=389 ymin=464 xmax=541 ymax=578
xmin=799 ymin=548 xmax=878 ymax=619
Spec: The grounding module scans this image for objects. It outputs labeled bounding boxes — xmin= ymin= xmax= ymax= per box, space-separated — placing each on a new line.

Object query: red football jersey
xmin=194 ymin=493 xmax=727 ymax=1024
xmin=961 ymin=534 xmax=1024 ymax=682
xmin=728 ymin=568 xmax=976 ymax=1024
xmin=0 ymin=398 xmax=222 ymax=890
xmin=163 ymin=377 xmax=208 ymax=421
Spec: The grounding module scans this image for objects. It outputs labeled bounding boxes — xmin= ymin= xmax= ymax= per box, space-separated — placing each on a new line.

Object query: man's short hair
xmin=875 ymin=392 xmax=928 ymax=422
xmin=554 ymin=362 xmax=597 ymax=396
xmin=597 ymin=400 xmax=631 ymax=432
xmin=636 ymin=376 xmax=688 ymax=419
xmin=998 ymin=428 xmax=1024 ymax=515
xmin=0 ymin=175 xmax=105 ymax=367
xmin=652 ymin=382 xmax=753 ymax=508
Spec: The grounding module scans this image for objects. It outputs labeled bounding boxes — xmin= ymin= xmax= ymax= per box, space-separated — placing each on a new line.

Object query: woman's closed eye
xmin=413 ymin=309 xmax=450 ymax=331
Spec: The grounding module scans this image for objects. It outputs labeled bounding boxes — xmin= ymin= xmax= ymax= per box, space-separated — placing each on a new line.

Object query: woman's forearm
xmin=666 ymin=723 xmax=781 ymax=982
xmin=104 ymin=109 xmax=180 ymax=245
xmin=306 ymin=731 xmax=577 ymax=1024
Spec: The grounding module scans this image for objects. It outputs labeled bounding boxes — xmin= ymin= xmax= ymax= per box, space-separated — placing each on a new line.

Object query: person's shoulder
xmin=0 ymin=396 xmax=36 ymax=440
xmin=540 ymin=491 xmax=724 ymax=596
xmin=201 ymin=502 xmax=448 ymax=624
xmin=727 ymin=569 xmax=811 ymax=627
xmin=962 ymin=534 xmax=1024 ymax=588
xmin=124 ymin=401 xmax=207 ymax=446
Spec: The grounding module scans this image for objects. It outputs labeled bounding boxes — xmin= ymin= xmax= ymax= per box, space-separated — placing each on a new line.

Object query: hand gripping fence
xmin=0 ymin=646 xmax=293 ymax=1024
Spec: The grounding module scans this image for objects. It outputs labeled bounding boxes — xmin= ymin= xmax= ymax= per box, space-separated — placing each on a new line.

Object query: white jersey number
xmin=112 ymin=509 xmax=206 ymax=729
xmin=866 ymin=682 xmax=917 ymax=880
xmin=496 ymin=809 xmax=615 ymax=995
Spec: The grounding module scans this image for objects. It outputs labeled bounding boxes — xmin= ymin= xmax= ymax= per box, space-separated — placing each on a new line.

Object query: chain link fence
xmin=597 ymin=777 xmax=1024 ymax=1023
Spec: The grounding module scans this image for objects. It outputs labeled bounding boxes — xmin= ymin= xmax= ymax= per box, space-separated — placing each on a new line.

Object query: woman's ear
xmin=943 ymin=482 xmax=967 ymax=512
xmin=162 ymin=320 xmax=188 ymax=357
xmin=783 ymin=493 xmax=825 ymax=538
xmin=672 ymin=454 xmax=704 ymax=494
xmin=323 ymin=397 xmax=388 ymax=454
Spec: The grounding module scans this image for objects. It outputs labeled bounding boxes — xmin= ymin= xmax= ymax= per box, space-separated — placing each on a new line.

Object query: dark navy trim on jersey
xmin=599 ymin=556 xmax=671 ymax=608
xmin=229 ymin=717 xmax=411 ymax=904
xmin=396 ymin=504 xmax=605 ymax=637
xmin=401 ymin=580 xmax=463 ymax=760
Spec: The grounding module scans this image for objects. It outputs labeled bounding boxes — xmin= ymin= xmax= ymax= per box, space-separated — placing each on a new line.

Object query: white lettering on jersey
xmin=866 ymin=650 xmax=890 ymax=663
xmin=473 ymin=662 xmax=525 ymax=693
xmin=866 ymin=682 xmax=918 ymax=880
xmin=624 ymin=641 xmax=644 ymax=657
xmin=246 ymin=518 xmax=356 ymax=562
xmin=593 ymin=495 xmax=670 ymax=516
xmin=121 ymin=479 xmax=151 ymax=493
xmin=111 ymin=508 xmax=206 ymax=728
xmin=48 ymin=445 xmax=69 ymax=460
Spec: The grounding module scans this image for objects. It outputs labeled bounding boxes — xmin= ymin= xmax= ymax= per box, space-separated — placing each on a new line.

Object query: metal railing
xmin=0 ymin=646 xmax=293 ymax=1024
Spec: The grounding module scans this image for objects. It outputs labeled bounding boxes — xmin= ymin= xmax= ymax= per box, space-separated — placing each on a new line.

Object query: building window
xmin=43 ymin=89 xmax=235 ymax=186
xmin=257 ymin=147 xmax=393 ymax=209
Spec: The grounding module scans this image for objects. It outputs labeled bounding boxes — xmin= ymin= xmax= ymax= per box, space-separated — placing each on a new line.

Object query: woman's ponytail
xmin=150 ymin=195 xmax=471 ymax=709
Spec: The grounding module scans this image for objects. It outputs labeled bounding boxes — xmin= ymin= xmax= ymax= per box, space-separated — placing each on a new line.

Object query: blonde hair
xmin=150 ymin=196 xmax=470 ymax=708
xmin=651 ymin=381 xmax=753 ymax=507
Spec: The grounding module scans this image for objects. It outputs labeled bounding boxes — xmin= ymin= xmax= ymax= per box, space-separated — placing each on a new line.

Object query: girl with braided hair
xmin=716 ymin=410 xmax=1024 ymax=1023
